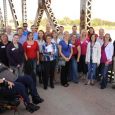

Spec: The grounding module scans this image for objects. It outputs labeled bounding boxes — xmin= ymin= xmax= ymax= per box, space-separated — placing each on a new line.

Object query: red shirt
xmin=72 ymin=40 xmax=80 ymax=56
xmin=23 ymin=41 xmax=39 ymax=59
xmin=78 ymin=38 xmax=89 ymax=56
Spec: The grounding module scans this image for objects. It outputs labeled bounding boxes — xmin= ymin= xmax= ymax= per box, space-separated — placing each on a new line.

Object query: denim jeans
xmin=16 ymin=75 xmax=39 ymax=97
xmin=70 ymin=57 xmax=79 ymax=82
xmin=87 ymin=63 xmax=97 ymax=80
xmin=113 ymin=57 xmax=115 ymax=79
xmin=0 ymin=81 xmax=30 ymax=104
xmin=100 ymin=64 xmax=109 ymax=88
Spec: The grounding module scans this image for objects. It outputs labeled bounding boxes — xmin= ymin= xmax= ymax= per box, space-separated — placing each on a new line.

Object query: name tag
xmin=1 ymin=46 xmax=5 ymax=48
xmin=11 ymin=48 xmax=16 ymax=51
xmin=27 ymin=45 xmax=31 ymax=48
xmin=69 ymin=44 xmax=73 ymax=47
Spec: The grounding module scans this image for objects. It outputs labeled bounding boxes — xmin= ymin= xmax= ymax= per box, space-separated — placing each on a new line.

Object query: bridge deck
xmin=2 ymin=81 xmax=115 ymax=115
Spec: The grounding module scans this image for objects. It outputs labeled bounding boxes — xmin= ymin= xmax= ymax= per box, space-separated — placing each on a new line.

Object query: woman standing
xmin=51 ymin=30 xmax=61 ymax=45
xmin=23 ymin=32 xmax=39 ymax=85
xmin=70 ymin=34 xmax=81 ymax=83
xmin=88 ymin=27 xmax=98 ymax=39
xmin=78 ymin=29 xmax=89 ymax=80
xmin=0 ymin=34 xmax=11 ymax=66
xmin=42 ymin=35 xmax=57 ymax=89
xmin=85 ymin=34 xmax=101 ymax=85
xmin=7 ymin=34 xmax=24 ymax=76
xmin=100 ymin=33 xmax=114 ymax=89
xmin=59 ymin=31 xmax=73 ymax=87
xmin=112 ymin=40 xmax=115 ymax=88
xmin=36 ymin=30 xmax=45 ymax=83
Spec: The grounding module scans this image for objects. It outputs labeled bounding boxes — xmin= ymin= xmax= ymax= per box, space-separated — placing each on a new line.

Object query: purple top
xmin=101 ymin=45 xmax=107 ymax=63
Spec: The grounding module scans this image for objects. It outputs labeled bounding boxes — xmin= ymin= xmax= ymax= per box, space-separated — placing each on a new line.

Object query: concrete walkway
xmin=2 ymin=81 xmax=115 ymax=115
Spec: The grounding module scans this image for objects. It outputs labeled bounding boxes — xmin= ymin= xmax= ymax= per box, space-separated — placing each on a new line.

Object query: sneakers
xmin=32 ymin=96 xmax=44 ymax=105
xmin=26 ymin=103 xmax=40 ymax=113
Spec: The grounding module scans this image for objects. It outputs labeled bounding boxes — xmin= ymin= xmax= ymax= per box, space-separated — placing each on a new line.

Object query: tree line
xmin=40 ymin=17 xmax=115 ymax=27
xmin=5 ymin=17 xmax=115 ymax=28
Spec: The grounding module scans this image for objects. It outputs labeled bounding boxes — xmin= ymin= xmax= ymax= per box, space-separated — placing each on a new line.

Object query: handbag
xmin=58 ymin=57 xmax=66 ymax=66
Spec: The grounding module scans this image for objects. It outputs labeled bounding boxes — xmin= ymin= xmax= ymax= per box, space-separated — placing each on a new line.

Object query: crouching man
xmin=0 ymin=63 xmax=44 ymax=113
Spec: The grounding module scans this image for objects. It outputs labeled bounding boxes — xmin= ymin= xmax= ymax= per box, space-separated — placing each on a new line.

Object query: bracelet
xmin=3 ymin=78 xmax=9 ymax=87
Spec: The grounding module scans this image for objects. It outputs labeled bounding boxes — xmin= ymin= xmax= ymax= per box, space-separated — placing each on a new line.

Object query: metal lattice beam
xmin=22 ymin=0 xmax=27 ymax=23
xmin=86 ymin=0 xmax=92 ymax=29
xmin=8 ymin=0 xmax=19 ymax=29
xmin=34 ymin=8 xmax=44 ymax=27
xmin=44 ymin=0 xmax=59 ymax=31
xmin=34 ymin=0 xmax=45 ymax=26
xmin=0 ymin=7 xmax=4 ymax=33
xmin=34 ymin=0 xmax=59 ymax=32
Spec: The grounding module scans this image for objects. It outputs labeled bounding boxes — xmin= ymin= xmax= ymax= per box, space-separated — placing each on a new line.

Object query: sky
xmin=0 ymin=0 xmax=115 ymax=22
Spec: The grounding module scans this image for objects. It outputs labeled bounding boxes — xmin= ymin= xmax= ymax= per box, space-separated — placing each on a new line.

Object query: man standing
xmin=112 ymin=40 xmax=115 ymax=88
xmin=70 ymin=24 xmax=80 ymax=39
xmin=97 ymin=28 xmax=105 ymax=46
xmin=23 ymin=23 xmax=29 ymax=37
xmin=17 ymin=27 xmax=27 ymax=45
xmin=5 ymin=25 xmax=14 ymax=42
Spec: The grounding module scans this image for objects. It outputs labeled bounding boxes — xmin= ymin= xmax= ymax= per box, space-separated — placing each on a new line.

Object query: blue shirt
xmin=33 ymin=32 xmax=38 ymax=40
xmin=23 ymin=30 xmax=29 ymax=36
xmin=19 ymin=35 xmax=27 ymax=45
xmin=59 ymin=40 xmax=71 ymax=58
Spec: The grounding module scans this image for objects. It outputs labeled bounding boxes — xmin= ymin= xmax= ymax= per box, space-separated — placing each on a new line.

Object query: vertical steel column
xmin=80 ymin=0 xmax=92 ymax=31
xmin=0 ymin=7 xmax=4 ymax=33
xmin=22 ymin=0 xmax=27 ymax=23
xmin=3 ymin=0 xmax=7 ymax=28
xmin=80 ymin=0 xmax=86 ymax=32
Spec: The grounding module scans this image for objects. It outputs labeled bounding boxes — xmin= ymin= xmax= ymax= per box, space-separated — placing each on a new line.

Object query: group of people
xmin=0 ymin=23 xmax=115 ymax=112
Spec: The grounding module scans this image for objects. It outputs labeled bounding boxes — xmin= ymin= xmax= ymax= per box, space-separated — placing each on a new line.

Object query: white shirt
xmin=96 ymin=36 xmax=104 ymax=46
xmin=6 ymin=32 xmax=14 ymax=42
xmin=51 ymin=38 xmax=61 ymax=44
xmin=37 ymin=39 xmax=45 ymax=53
xmin=105 ymin=42 xmax=114 ymax=61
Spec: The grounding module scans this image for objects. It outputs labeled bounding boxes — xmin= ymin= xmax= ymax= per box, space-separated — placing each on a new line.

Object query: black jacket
xmin=0 ymin=41 xmax=11 ymax=66
xmin=7 ymin=42 xmax=24 ymax=66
